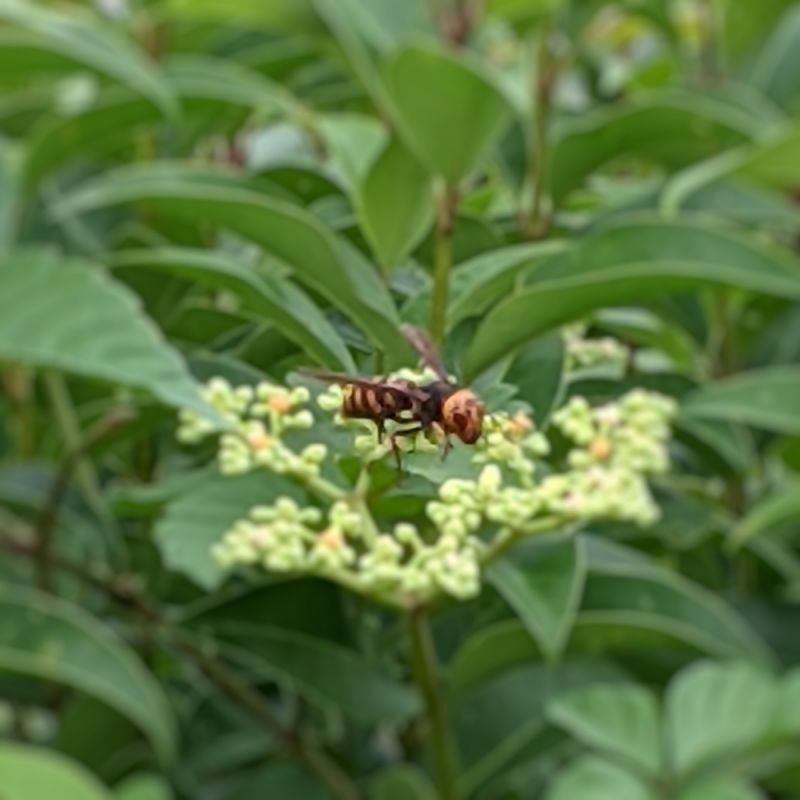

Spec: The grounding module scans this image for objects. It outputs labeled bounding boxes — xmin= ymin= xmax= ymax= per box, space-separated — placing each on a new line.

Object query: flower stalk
xmin=407 ymin=607 xmax=461 ymax=800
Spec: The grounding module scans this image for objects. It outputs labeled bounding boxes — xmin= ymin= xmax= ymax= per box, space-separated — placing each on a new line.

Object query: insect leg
xmin=388 ymin=425 xmax=424 ymax=471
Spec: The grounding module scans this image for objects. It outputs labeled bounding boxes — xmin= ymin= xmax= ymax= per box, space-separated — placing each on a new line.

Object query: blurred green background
xmin=2 ymin=0 xmax=800 ymax=798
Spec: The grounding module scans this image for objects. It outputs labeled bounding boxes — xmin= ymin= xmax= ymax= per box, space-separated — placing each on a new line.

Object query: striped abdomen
xmin=341 ymin=381 xmax=417 ymax=422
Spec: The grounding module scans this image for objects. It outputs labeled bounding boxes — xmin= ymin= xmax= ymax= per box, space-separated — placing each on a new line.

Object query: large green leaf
xmin=582 ymin=538 xmax=770 ymax=660
xmin=114 ymin=774 xmax=171 ymax=800
xmin=229 ymin=763 xmax=328 ymax=800
xmin=448 ymin=620 xmax=539 ymax=697
xmin=464 ymin=219 xmax=800 ymax=380
xmin=681 ymin=368 xmax=800 ymax=435
xmin=550 ymin=92 xmax=763 ymax=204
xmin=488 ymin=537 xmax=585 ymax=663
xmin=0 ymin=743 xmax=111 ymax=800
xmin=383 ymin=44 xmax=513 ymax=183
xmin=0 ymin=137 xmax=22 ymax=250
xmin=0 ymin=589 xmax=175 ymax=762
xmin=55 ymin=163 xmax=408 ymax=361
xmin=155 ymin=472 xmax=303 ymax=589
xmin=358 ymin=135 xmax=434 ymax=273
xmin=678 ymin=777 xmax=764 ymax=800
xmin=23 ymin=93 xmax=161 ymax=189
xmin=548 ymin=684 xmax=662 ymax=775
xmin=505 ymin=332 xmax=565 ymax=426
xmin=110 ymin=247 xmax=354 ymax=371
xmin=217 ymin=624 xmax=421 ymax=724
xmin=545 ymin=755 xmax=654 ymax=800
xmin=446 ymin=240 xmax=570 ymax=330
xmin=368 ymin=766 xmax=437 ymax=800
xmin=665 ymin=661 xmax=777 ymax=777
xmin=164 ymin=54 xmax=301 ymax=117
xmin=746 ymin=4 xmax=800 ymax=109
xmin=455 ymin=660 xmax=629 ymax=795
xmin=0 ymin=250 xmax=211 ymax=416
xmin=728 ymin=483 xmax=800 ymax=551
xmin=0 ymin=0 xmax=174 ymax=116
xmin=663 ymin=124 xmax=800 ymax=213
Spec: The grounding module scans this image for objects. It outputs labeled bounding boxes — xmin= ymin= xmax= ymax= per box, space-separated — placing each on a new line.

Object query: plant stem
xmin=185 ymin=641 xmax=361 ymax=800
xmin=407 ymin=607 xmax=460 ymax=800
xmin=480 ymin=517 xmax=562 ymax=566
xmin=43 ymin=372 xmax=127 ymax=564
xmin=2 ymin=367 xmax=35 ymax=458
xmin=34 ymin=384 xmax=132 ymax=590
xmin=430 ymin=184 xmax=459 ymax=344
xmin=522 ymin=26 xmax=555 ymax=240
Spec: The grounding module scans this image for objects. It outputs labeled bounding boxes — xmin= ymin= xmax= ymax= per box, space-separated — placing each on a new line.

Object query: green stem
xmin=43 ymin=372 xmax=126 ymax=564
xmin=301 ymin=473 xmax=348 ymax=502
xmin=522 ymin=26 xmax=555 ymax=240
xmin=407 ymin=608 xmax=460 ymax=800
xmin=184 ymin=640 xmax=361 ymax=800
xmin=429 ymin=184 xmax=459 ymax=345
xmin=481 ymin=516 xmax=562 ymax=565
xmin=2 ymin=367 xmax=35 ymax=458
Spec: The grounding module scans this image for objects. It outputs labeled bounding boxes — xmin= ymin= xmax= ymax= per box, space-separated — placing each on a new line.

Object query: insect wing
xmin=400 ymin=324 xmax=452 ymax=384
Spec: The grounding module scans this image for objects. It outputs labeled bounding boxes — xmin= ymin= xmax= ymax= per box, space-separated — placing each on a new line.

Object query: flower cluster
xmin=472 ymin=411 xmax=550 ymax=483
xmin=563 ymin=324 xmax=629 ymax=372
xmin=178 ymin=375 xmax=675 ymax=608
xmin=178 ymin=378 xmax=326 ymax=480
xmin=213 ymin=497 xmax=482 ymax=605
xmin=425 ymin=389 xmax=676 ymax=535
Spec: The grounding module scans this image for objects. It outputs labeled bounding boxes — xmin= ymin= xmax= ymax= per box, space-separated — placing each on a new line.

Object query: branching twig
xmin=33 ymin=402 xmax=133 ymax=591
xmin=181 ymin=640 xmax=361 ymax=800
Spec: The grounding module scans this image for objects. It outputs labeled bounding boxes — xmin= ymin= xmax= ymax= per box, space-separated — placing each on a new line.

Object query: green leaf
xmin=678 ymin=776 xmax=765 ymax=800
xmin=218 ymin=624 xmax=421 ymax=724
xmin=681 ymin=368 xmax=800 ymax=435
xmin=746 ymin=4 xmax=800 ymax=109
xmin=583 ymin=537 xmax=770 ymax=660
xmin=56 ymin=163 xmax=408 ymax=362
xmin=155 ymin=472 xmax=303 ymax=589
xmin=229 ymin=762 xmax=329 ymax=800
xmin=0 ymin=137 xmax=23 ymax=250
xmin=728 ymin=483 xmax=800 ymax=551
xmin=319 ymin=113 xmax=387 ymax=190
xmin=545 ymin=755 xmax=654 ymax=800
xmin=665 ymin=661 xmax=777 ymax=777
xmin=114 ymin=774 xmax=171 ymax=800
xmin=464 ymin=219 xmax=800 ymax=380
xmin=548 ymin=684 xmax=662 ymax=775
xmin=551 ymin=92 xmax=762 ymax=204
xmin=455 ymin=660 xmax=629 ymax=795
xmin=23 ymin=93 xmax=161 ymax=189
xmin=0 ymin=743 xmax=111 ymax=800
xmin=775 ymin=668 xmax=800 ymax=736
xmin=367 ymin=766 xmax=437 ymax=800
xmin=488 ymin=537 xmax=586 ymax=663
xmin=358 ymin=135 xmax=434 ymax=273
xmin=0 ymin=250 xmax=211 ymax=417
xmin=383 ymin=44 xmax=513 ymax=183
xmin=0 ymin=0 xmax=174 ymax=116
xmin=447 ymin=240 xmax=570 ymax=330
xmin=448 ymin=620 xmax=539 ymax=698
xmin=663 ymin=124 xmax=800 ymax=213
xmin=0 ymin=588 xmax=176 ymax=762
xmin=164 ymin=54 xmax=301 ymax=117
xmin=505 ymin=332 xmax=565 ymax=425
xmin=110 ymin=247 xmax=355 ymax=371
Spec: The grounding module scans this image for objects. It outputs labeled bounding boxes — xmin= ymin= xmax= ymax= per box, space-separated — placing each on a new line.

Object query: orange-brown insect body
xmin=301 ymin=326 xmax=485 ymax=460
